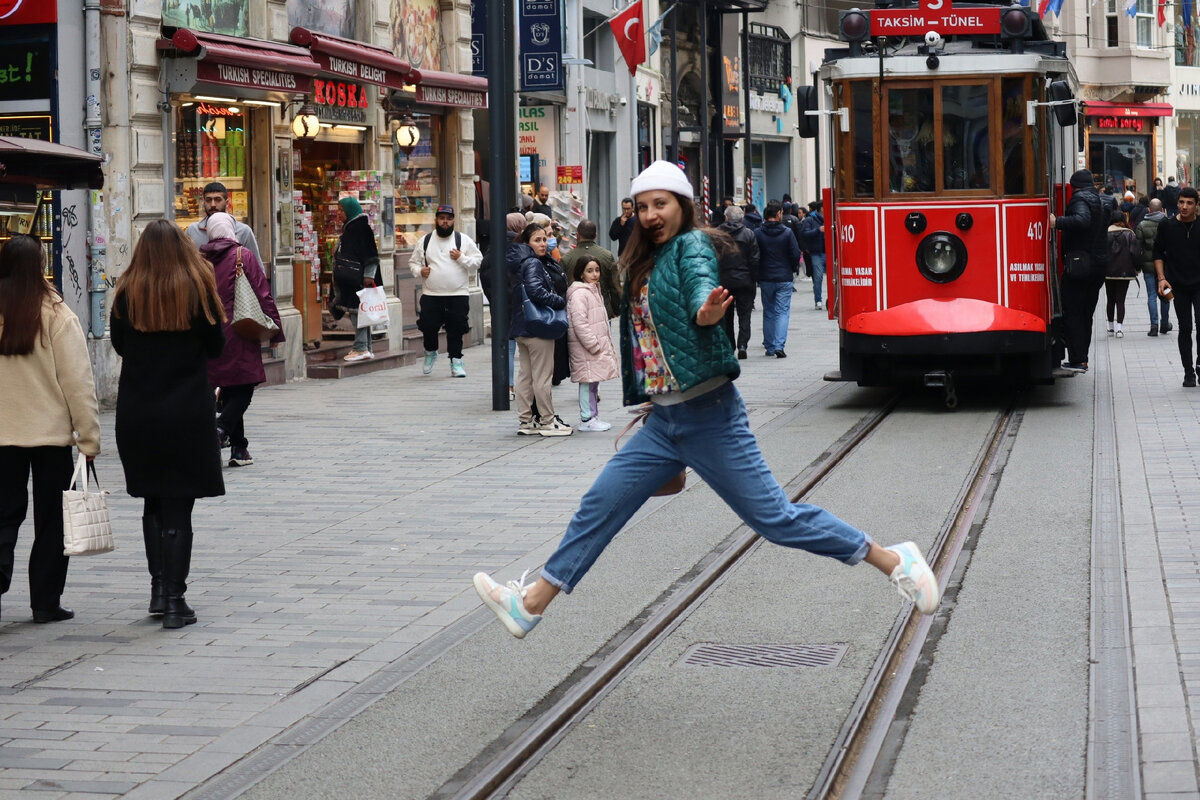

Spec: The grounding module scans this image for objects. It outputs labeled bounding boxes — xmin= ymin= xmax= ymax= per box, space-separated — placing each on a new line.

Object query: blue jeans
xmin=1144 ymin=273 xmax=1171 ymax=326
xmin=541 ymin=383 xmax=871 ymax=592
xmin=810 ymin=253 xmax=827 ymax=304
xmin=348 ymin=312 xmax=371 ymax=351
xmin=760 ymin=281 xmax=793 ymax=352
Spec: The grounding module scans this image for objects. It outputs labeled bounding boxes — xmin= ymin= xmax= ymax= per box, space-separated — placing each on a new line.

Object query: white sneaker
xmin=815 ymin=300 xmax=824 ymax=310
xmin=578 ymin=418 xmax=612 ymax=432
xmin=344 ymin=350 xmax=371 ymax=362
xmin=886 ymin=541 xmax=940 ymax=614
xmin=517 ymin=421 xmax=538 ymax=435
xmin=473 ymin=571 xmax=541 ymax=638
xmin=422 ymin=350 xmax=437 ymax=375
xmin=535 ymin=415 xmax=573 ymax=436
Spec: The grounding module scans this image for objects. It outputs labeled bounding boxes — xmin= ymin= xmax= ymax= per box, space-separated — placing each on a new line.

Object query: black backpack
xmin=422 ymin=231 xmax=462 ymax=255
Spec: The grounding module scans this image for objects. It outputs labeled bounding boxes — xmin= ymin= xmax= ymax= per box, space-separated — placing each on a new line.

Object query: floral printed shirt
xmin=630 ymin=279 xmax=680 ymax=396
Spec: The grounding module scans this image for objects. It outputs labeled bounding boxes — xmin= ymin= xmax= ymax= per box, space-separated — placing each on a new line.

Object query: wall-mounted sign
xmin=313 ymin=79 xmax=370 ymax=109
xmin=556 ymin=165 xmax=582 ymax=185
xmin=1094 ymin=116 xmax=1147 ymax=133
xmin=0 ymin=40 xmax=50 ymax=102
xmin=414 ymin=84 xmax=487 ymax=109
xmin=0 ymin=113 xmax=51 ymax=140
xmin=519 ymin=0 xmax=562 ymax=92
xmin=721 ymin=17 xmax=741 ymax=133
xmin=0 ymin=0 xmax=57 ymax=26
xmin=196 ymin=61 xmax=306 ymax=93
xmin=162 ymin=0 xmax=248 ymax=37
xmin=470 ymin=0 xmax=486 ymax=76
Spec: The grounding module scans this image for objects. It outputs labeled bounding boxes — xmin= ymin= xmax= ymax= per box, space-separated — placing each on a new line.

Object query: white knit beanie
xmin=629 ymin=160 xmax=694 ymax=201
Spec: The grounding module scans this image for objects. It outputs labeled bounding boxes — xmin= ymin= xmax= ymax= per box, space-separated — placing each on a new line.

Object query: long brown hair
xmin=112 ymin=219 xmax=224 ymax=331
xmin=621 ymin=193 xmax=698 ymax=295
xmin=0 ymin=234 xmax=60 ymax=356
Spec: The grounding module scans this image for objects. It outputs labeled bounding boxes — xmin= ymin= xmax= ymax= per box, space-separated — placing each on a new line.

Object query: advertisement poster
xmin=287 ymin=0 xmax=355 ymax=39
xmin=519 ymin=0 xmax=562 ymax=92
xmin=391 ymin=0 xmax=442 ymax=72
xmin=161 ymin=0 xmax=248 ymax=37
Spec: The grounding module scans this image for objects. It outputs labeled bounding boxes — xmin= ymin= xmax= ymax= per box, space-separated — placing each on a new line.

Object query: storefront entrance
xmin=1089 ymin=134 xmax=1151 ymax=195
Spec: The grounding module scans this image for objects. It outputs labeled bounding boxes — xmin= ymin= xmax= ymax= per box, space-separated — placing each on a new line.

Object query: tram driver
xmin=888 ymin=106 xmax=935 ymax=193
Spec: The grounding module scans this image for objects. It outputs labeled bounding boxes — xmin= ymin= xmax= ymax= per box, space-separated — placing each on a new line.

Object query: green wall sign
xmin=0 ymin=41 xmax=50 ymax=102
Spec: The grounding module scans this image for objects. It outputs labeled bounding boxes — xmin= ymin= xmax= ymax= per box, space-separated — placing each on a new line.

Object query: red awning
xmin=163 ymin=30 xmax=317 ymax=96
xmin=408 ymin=69 xmax=488 ymax=109
xmin=1084 ymin=101 xmax=1173 ymax=118
xmin=290 ymin=28 xmax=412 ymax=92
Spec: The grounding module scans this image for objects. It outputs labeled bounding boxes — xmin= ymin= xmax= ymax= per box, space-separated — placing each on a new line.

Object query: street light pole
xmin=488 ymin=0 xmax=515 ymax=411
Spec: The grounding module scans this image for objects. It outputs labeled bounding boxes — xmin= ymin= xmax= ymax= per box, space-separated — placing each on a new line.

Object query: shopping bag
xmin=356 ymin=286 xmax=389 ymax=327
xmin=230 ymin=247 xmax=280 ymax=341
xmin=62 ymin=455 xmax=114 ymax=556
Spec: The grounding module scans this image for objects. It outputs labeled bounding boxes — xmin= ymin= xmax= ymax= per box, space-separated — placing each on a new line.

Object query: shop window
xmin=887 ymin=88 xmax=935 ymax=193
xmin=394 ymin=113 xmax=443 ymax=252
xmin=173 ymin=102 xmax=251 ymax=230
xmin=1175 ymin=14 xmax=1198 ymax=66
xmin=942 ymin=84 xmax=990 ymax=191
xmin=0 ymin=191 xmax=53 ymax=280
xmin=1002 ymin=79 xmax=1027 ymax=195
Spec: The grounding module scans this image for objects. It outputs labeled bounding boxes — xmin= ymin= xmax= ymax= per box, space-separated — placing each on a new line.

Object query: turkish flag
xmin=1159 ymin=0 xmax=1168 ymax=26
xmin=610 ymin=1 xmax=646 ymax=77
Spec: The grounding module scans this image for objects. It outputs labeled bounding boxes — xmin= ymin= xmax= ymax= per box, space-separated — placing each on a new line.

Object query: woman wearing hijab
xmin=200 ymin=212 xmax=284 ymax=468
xmin=331 ymin=196 xmax=381 ymax=362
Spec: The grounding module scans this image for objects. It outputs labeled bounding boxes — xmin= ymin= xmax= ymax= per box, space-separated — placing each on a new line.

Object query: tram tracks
xmin=437 ymin=394 xmax=1025 ymax=800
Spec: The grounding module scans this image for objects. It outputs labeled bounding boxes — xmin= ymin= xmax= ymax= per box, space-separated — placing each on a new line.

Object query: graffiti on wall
xmin=287 ymin=0 xmax=356 ymax=39
xmin=161 ymin=0 xmax=248 ymax=36
xmin=391 ymin=0 xmax=441 ymax=72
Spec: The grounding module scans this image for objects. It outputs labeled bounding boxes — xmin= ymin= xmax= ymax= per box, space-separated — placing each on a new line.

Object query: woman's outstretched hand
xmin=696 ymin=287 xmax=733 ymax=326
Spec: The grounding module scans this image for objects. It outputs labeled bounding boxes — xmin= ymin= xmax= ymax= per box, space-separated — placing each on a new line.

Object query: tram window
xmin=851 ymin=81 xmax=874 ymax=197
xmin=942 ymin=84 xmax=990 ymax=190
xmin=887 ymin=88 xmax=935 ymax=192
xmin=1002 ymin=78 xmax=1027 ymax=194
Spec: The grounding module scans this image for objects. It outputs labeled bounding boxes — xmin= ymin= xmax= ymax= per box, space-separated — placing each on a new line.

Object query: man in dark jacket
xmin=755 ymin=201 xmax=802 ymax=358
xmin=1153 ymin=186 xmax=1200 ymax=386
xmin=608 ymin=197 xmax=635 ymax=256
xmin=1135 ymin=198 xmax=1171 ymax=335
xmin=718 ymin=205 xmax=760 ymax=359
xmin=800 ymin=202 xmax=827 ymax=310
xmin=1161 ymin=177 xmax=1181 ymax=218
xmin=561 ymin=219 xmax=620 ymax=318
xmin=1051 ymin=169 xmax=1109 ymax=372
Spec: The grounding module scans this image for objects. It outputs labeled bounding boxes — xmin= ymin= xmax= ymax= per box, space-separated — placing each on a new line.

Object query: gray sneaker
xmin=535 ymin=415 xmax=573 ymax=437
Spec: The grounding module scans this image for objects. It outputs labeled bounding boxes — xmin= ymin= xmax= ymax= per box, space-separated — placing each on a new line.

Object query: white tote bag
xmin=356 ymin=286 xmax=389 ymax=328
xmin=62 ymin=455 xmax=114 ymax=556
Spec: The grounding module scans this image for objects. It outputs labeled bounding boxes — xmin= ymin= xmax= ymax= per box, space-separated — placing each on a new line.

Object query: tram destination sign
xmin=870 ymin=0 xmax=1001 ymax=36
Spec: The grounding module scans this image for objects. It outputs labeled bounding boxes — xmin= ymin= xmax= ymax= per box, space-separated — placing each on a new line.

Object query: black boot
xmin=161 ymin=528 xmax=197 ymax=629
xmin=142 ymin=515 xmax=164 ymax=616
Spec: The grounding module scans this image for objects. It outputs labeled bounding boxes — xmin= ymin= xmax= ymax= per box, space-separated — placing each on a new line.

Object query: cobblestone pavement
xmin=1 ymin=283 xmax=1199 ymax=799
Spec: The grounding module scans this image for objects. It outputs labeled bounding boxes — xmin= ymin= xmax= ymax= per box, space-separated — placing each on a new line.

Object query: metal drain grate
xmin=677 ymin=643 xmax=848 ymax=669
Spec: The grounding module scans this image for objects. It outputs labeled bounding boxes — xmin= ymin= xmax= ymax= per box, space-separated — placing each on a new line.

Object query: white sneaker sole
xmin=472 ymin=573 xmax=530 ymax=639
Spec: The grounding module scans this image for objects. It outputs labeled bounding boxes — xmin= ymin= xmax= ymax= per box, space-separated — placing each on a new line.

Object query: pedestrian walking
xmin=1051 ymin=169 xmax=1109 ymax=372
xmin=1104 ymin=210 xmax=1140 ymax=339
xmin=1136 ymin=198 xmax=1173 ymax=336
xmin=1128 ymin=195 xmax=1149 ymax=229
xmin=566 ymin=258 xmax=619 ymax=432
xmin=410 ymin=204 xmax=482 ymax=378
xmin=110 ymin=220 xmax=226 ymax=629
xmin=184 ymin=181 xmax=263 ymax=266
xmin=1153 ymin=186 xmax=1200 ymax=387
xmin=716 ymin=205 xmax=760 ymax=359
xmin=1161 ymin=177 xmax=1181 ymax=218
xmin=500 ymin=213 xmax=530 ymax=399
xmin=609 ymin=197 xmax=636 ymax=256
xmin=0 ymin=234 xmax=100 ymax=624
xmin=201 ymin=212 xmax=284 ymax=468
xmin=800 ymin=200 xmax=827 ymax=310
xmin=331 ymin=196 xmax=381 ymax=363
xmin=755 ymin=201 xmax=803 ymax=358
xmin=472 ymin=161 xmax=940 ymax=639
xmin=561 ymin=220 xmax=620 ymax=319
xmin=531 ymin=184 xmax=553 ymax=217
xmin=511 ymin=223 xmax=572 ymax=436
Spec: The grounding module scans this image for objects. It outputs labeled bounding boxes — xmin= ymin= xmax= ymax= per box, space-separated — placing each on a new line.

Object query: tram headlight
xmin=916 ymin=232 xmax=968 ymax=283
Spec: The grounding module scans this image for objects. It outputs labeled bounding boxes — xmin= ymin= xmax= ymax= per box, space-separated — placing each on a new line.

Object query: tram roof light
xmin=840 ymin=10 xmax=869 ymax=42
xmin=1000 ymin=7 xmax=1033 ymax=39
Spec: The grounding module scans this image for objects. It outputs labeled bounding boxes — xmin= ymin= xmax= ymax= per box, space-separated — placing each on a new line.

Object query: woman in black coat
xmin=111 ymin=220 xmax=225 ymax=629
xmin=510 ymin=223 xmax=570 ymax=435
xmin=331 ymin=196 xmax=381 ymax=362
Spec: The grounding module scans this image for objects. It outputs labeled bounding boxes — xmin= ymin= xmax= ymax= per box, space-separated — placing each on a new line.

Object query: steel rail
xmin=442 ymin=395 xmax=903 ymax=800
xmin=807 ymin=398 xmax=1025 ymax=800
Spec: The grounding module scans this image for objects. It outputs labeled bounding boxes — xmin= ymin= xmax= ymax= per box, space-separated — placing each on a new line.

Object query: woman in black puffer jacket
xmin=510 ymin=223 xmax=570 ymax=436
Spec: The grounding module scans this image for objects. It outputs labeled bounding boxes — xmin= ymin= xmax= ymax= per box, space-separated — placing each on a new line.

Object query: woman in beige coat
xmin=566 ymin=257 xmax=619 ymax=431
xmin=0 ymin=234 xmax=100 ymax=624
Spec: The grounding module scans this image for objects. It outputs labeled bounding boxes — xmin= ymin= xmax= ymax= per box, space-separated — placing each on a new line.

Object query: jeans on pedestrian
xmin=1144 ymin=273 xmax=1171 ymax=326
xmin=0 ymin=445 xmax=72 ymax=611
xmin=215 ymin=383 xmax=255 ymax=449
xmin=578 ymin=382 xmax=599 ymax=421
xmin=810 ymin=253 xmax=827 ymax=304
xmin=1172 ymin=283 xmax=1200 ymax=372
xmin=508 ymin=339 xmax=516 ymax=387
xmin=760 ymin=281 xmax=793 ymax=352
xmin=348 ymin=312 xmax=371 ymax=352
xmin=541 ymin=383 xmax=871 ymax=592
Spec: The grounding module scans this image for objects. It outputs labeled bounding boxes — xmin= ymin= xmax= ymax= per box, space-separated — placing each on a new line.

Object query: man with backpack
xmin=409 ymin=205 xmax=483 ymax=377
xmin=1161 ymin=176 xmax=1181 ymax=218
xmin=800 ymin=200 xmax=827 ymax=310
xmin=1050 ymin=169 xmax=1109 ymax=372
xmin=1136 ymin=198 xmax=1172 ymax=336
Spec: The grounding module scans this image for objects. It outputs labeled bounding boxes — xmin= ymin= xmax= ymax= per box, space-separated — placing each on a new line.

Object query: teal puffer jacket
xmin=620 ymin=229 xmax=741 ymax=406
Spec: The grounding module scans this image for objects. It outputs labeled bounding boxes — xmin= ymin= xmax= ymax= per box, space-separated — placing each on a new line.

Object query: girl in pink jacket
xmin=566 ymin=259 xmax=619 ymax=431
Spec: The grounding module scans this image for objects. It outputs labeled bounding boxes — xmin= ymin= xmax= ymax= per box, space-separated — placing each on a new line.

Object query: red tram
xmin=809 ymin=0 xmax=1079 ymax=406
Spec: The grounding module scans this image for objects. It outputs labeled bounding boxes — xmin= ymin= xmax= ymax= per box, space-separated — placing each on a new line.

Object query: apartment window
xmin=1106 ymin=0 xmax=1119 ymax=46
xmin=1136 ymin=0 xmax=1154 ymax=47
xmin=747 ymin=24 xmax=790 ymax=94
